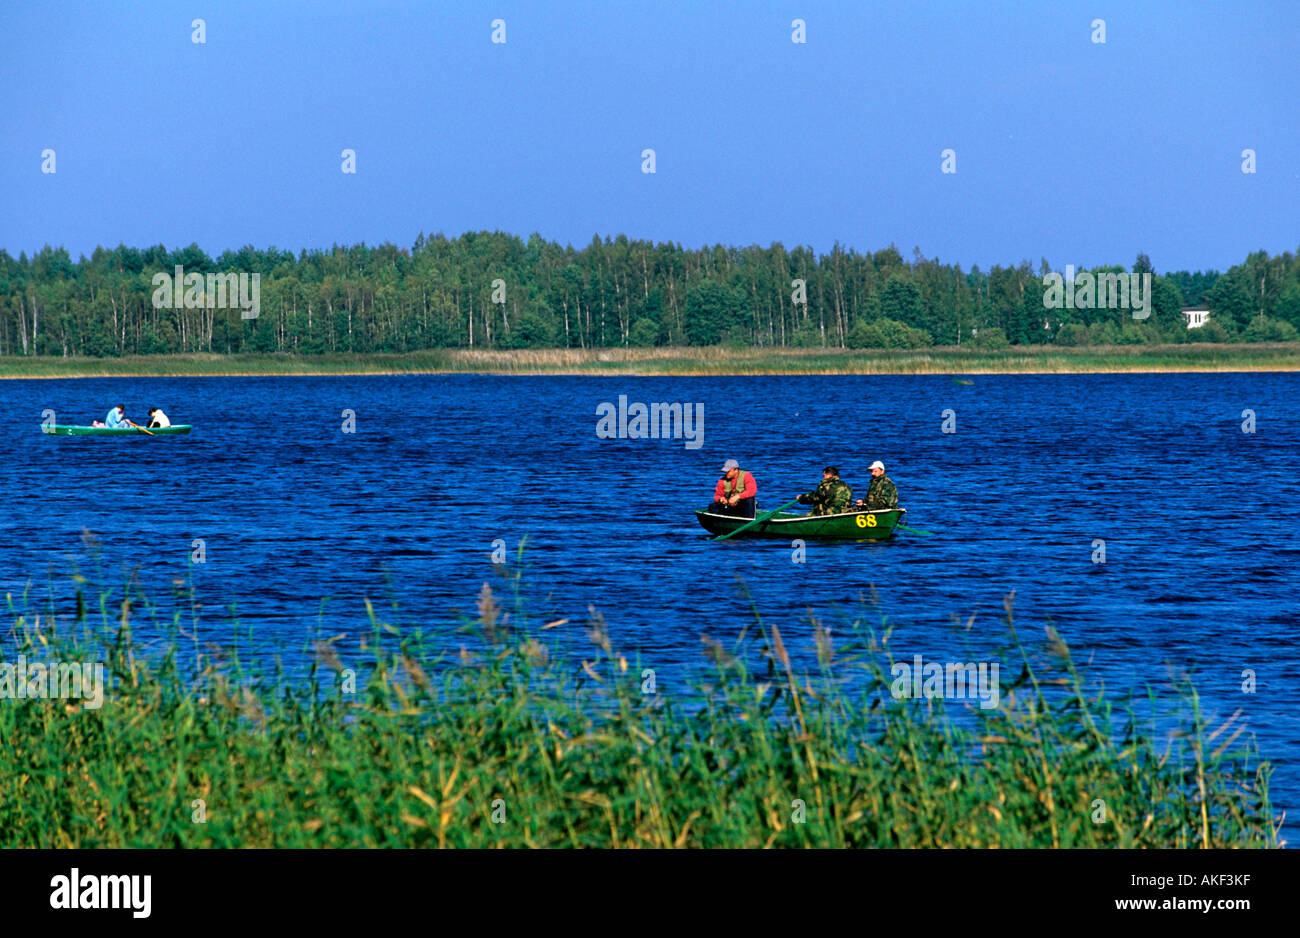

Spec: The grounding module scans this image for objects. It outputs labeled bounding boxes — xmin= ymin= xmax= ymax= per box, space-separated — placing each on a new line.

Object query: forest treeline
xmin=2 ymin=233 xmax=1298 ymax=356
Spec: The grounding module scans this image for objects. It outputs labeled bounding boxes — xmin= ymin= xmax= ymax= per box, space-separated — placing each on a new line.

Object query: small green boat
xmin=42 ymin=424 xmax=193 ymax=436
xmin=695 ymin=507 xmax=905 ymax=541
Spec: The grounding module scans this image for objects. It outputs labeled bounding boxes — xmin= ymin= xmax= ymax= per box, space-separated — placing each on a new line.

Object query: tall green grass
xmin=0 ymin=565 xmax=1279 ymax=848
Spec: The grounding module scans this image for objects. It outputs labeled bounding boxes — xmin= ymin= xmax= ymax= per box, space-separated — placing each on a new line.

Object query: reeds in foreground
xmin=0 ymin=574 xmax=1279 ymax=848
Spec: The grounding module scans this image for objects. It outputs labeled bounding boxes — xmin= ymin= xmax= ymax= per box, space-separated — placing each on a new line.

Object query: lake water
xmin=5 ymin=372 xmax=1299 ymax=841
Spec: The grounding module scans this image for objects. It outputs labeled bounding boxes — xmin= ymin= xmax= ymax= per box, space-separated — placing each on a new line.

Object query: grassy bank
xmin=0 ymin=571 xmax=1278 ymax=848
xmin=3 ymin=343 xmax=1300 ymax=378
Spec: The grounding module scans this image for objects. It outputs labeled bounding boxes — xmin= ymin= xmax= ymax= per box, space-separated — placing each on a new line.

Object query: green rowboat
xmin=695 ymin=507 xmax=905 ymax=541
xmin=42 ymin=424 xmax=193 ymax=436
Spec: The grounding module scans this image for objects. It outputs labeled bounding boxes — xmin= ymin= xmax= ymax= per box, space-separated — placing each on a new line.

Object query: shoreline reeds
xmin=0 ymin=569 xmax=1280 ymax=848
xmin=4 ymin=343 xmax=1300 ymax=379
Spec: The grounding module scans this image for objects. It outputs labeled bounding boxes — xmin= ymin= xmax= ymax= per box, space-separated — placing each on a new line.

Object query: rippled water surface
xmin=5 ymin=373 xmax=1298 ymax=840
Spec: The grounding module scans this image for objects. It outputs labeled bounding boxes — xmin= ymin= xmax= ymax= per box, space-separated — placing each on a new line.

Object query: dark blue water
xmin=5 ymin=373 xmax=1299 ymax=841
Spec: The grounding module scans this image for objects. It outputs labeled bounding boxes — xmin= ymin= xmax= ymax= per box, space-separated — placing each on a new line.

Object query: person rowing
xmin=708 ymin=458 xmax=757 ymax=519
xmin=147 ymin=407 xmax=171 ymax=429
xmin=797 ymin=465 xmax=853 ymax=515
xmin=103 ymin=404 xmax=129 ymax=430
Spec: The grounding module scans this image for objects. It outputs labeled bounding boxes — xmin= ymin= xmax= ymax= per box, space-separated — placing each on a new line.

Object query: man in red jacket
xmin=709 ymin=459 xmax=757 ymax=518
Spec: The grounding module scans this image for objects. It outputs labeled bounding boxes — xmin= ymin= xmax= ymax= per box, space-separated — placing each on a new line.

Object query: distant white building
xmin=1182 ymin=306 xmax=1212 ymax=329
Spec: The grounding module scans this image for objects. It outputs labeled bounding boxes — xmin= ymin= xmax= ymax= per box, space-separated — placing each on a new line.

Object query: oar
xmin=713 ymin=498 xmax=800 ymax=541
xmin=126 ymin=420 xmax=155 ymax=436
xmin=896 ymin=522 xmax=934 ymax=536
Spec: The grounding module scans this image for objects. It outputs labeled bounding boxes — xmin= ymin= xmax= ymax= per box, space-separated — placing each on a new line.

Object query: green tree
xmin=1187 ymin=320 xmax=1231 ymax=343
xmin=1276 ymin=285 xmax=1300 ymax=332
xmin=972 ymin=326 xmax=1010 ymax=349
xmin=1055 ymin=323 xmax=1089 ymax=346
xmin=683 ymin=279 xmax=743 ymax=346
xmin=629 ymin=318 xmax=658 ymax=347
xmin=507 ymin=310 xmax=557 ymax=348
xmin=850 ymin=317 xmax=930 ymax=349
xmin=1205 ymin=268 xmax=1255 ymax=331
xmin=1242 ymin=316 xmax=1299 ymax=342
xmin=877 ymin=275 xmax=926 ymax=331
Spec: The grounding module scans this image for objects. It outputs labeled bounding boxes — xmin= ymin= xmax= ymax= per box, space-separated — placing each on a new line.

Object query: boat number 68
xmin=856 ymin=514 xmax=877 ymax=528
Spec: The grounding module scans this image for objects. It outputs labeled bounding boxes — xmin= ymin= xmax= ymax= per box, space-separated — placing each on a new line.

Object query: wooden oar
xmin=126 ymin=420 xmax=155 ymax=436
xmin=713 ymin=498 xmax=800 ymax=541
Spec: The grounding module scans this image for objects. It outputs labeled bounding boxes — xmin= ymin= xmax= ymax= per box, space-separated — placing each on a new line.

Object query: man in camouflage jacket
xmin=798 ymin=466 xmax=853 ymax=515
xmin=855 ymin=460 xmax=899 ymax=510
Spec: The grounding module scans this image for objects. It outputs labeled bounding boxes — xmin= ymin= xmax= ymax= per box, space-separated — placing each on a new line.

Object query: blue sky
xmin=1 ymin=0 xmax=1295 ymax=272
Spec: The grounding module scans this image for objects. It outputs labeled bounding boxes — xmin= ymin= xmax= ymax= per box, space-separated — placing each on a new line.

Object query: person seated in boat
xmin=797 ymin=466 xmax=852 ymax=515
xmin=854 ymin=460 xmax=899 ymax=510
xmin=709 ymin=459 xmax=757 ymax=518
xmin=147 ymin=407 xmax=171 ymax=429
xmin=104 ymin=404 xmax=129 ymax=430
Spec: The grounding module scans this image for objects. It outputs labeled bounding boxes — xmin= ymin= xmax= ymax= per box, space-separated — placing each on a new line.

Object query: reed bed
xmin=0 ymin=568 xmax=1279 ymax=848
xmin=4 ymin=343 xmax=1300 ymax=379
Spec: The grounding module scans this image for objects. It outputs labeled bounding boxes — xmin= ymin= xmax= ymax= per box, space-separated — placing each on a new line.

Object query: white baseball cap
xmin=870 ymin=460 xmax=885 ymax=471
xmin=721 ymin=458 xmax=739 ymax=472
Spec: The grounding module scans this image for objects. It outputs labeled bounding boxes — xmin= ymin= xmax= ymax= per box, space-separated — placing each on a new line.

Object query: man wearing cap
xmin=709 ymin=459 xmax=757 ymax=518
xmin=855 ymin=460 xmax=899 ymax=510
xmin=797 ymin=466 xmax=853 ymax=516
